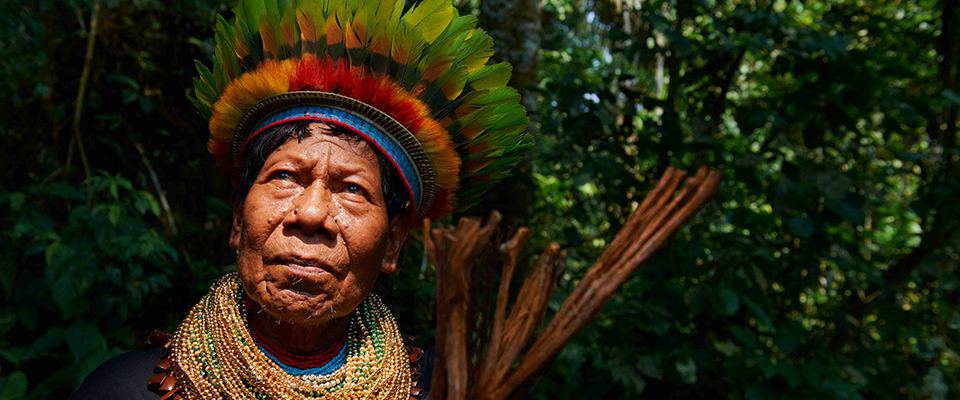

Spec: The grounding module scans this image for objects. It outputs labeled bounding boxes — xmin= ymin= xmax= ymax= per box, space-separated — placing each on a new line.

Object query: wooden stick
xmin=428 ymin=167 xmax=721 ymax=400
xmin=476 ymin=228 xmax=529 ymax=389
xmin=485 ymin=169 xmax=721 ymax=400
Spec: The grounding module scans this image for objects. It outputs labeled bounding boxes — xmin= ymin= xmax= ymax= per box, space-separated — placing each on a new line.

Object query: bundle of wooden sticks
xmin=423 ymin=166 xmax=722 ymax=400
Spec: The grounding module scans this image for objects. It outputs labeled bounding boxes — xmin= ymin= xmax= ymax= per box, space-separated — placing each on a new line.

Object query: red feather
xmin=290 ymin=57 xmax=426 ymax=134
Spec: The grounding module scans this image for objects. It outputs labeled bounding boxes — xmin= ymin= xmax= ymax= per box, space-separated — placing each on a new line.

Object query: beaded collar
xmin=158 ymin=273 xmax=414 ymax=399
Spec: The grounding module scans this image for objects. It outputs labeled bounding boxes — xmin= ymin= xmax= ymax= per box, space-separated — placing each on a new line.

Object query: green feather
xmin=324 ymin=8 xmax=349 ymax=61
xmin=417 ymin=16 xmax=477 ymax=69
xmin=322 ymin=0 xmax=346 ymax=18
xmin=346 ymin=8 xmax=370 ymax=67
xmin=456 ymin=31 xmax=493 ymax=72
xmin=420 ymin=64 xmax=467 ymax=110
xmin=214 ymin=17 xmax=241 ymax=79
xmin=186 ymin=89 xmax=213 ymax=120
xmin=278 ymin=7 xmax=301 ymax=60
xmin=400 ymin=0 xmax=456 ymax=43
xmin=194 ymin=61 xmax=219 ymax=101
xmin=236 ymin=0 xmax=267 ymax=40
xmin=465 ymin=62 xmax=512 ymax=91
xmin=390 ymin=21 xmax=425 ymax=89
xmin=233 ymin=16 xmax=262 ymax=69
xmin=211 ymin=54 xmax=227 ymax=93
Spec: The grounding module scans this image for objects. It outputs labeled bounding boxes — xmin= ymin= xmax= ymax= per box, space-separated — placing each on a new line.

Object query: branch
xmin=426 ymin=166 xmax=721 ymax=400
xmin=488 ymin=167 xmax=720 ymax=399
xmin=64 ymin=0 xmax=100 ymax=206
xmin=136 ymin=143 xmax=178 ymax=236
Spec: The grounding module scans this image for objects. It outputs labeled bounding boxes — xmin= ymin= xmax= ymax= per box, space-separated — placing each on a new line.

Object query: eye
xmin=345 ymin=183 xmax=363 ymax=194
xmin=272 ymin=171 xmax=294 ymax=181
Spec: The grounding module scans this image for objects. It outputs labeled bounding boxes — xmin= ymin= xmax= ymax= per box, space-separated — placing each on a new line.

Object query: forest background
xmin=2 ymin=0 xmax=959 ymax=399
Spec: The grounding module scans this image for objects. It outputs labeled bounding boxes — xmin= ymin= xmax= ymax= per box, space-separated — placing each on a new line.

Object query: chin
xmin=243 ymin=277 xmax=351 ymax=326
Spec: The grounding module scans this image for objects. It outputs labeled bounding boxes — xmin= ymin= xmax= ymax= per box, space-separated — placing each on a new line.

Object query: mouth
xmin=269 ymin=254 xmax=334 ymax=277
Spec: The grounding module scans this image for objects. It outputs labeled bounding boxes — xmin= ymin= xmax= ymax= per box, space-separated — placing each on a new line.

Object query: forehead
xmin=271 ymin=122 xmax=379 ymax=164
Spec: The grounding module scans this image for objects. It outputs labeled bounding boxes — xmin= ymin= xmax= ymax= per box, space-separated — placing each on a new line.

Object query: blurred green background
xmin=2 ymin=0 xmax=959 ymax=399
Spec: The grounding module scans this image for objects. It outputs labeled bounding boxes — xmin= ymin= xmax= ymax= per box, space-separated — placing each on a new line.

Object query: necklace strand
xmin=170 ymin=273 xmax=411 ymax=399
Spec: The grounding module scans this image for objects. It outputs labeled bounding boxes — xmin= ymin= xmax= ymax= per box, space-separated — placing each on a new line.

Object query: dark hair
xmin=233 ymin=120 xmax=410 ymax=220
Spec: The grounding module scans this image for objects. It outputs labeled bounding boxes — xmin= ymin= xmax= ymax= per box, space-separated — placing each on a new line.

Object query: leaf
xmin=0 ymin=348 xmax=23 ymax=366
xmin=740 ymin=295 xmax=776 ymax=334
xmin=745 ymin=383 xmax=775 ymax=400
xmin=0 ymin=371 xmax=27 ymax=400
xmin=108 ymin=204 xmax=122 ymax=226
xmin=636 ymin=355 xmax=662 ymax=379
xmin=106 ymin=73 xmax=141 ymax=90
xmin=715 ymin=288 xmax=740 ymax=316
xmin=758 ymin=356 xmax=777 ymax=379
xmin=817 ymin=171 xmax=852 ymax=201
xmin=66 ymin=323 xmax=104 ymax=360
xmin=942 ymin=89 xmax=960 ymax=106
xmin=134 ymin=191 xmax=161 ymax=217
xmin=51 ymin=275 xmax=79 ymax=313
xmin=44 ymin=240 xmax=59 ymax=266
xmin=24 ymin=328 xmax=65 ymax=360
xmin=116 ymin=176 xmax=133 ymax=191
xmin=714 ymin=340 xmax=737 ymax=356
xmin=801 ymin=362 xmax=823 ymax=386
xmin=684 ymin=286 xmax=710 ymax=314
xmin=729 ymin=326 xmax=758 ymax=348
xmin=777 ymin=330 xmax=801 ymax=354
xmin=121 ymin=89 xmax=139 ymax=104
xmin=8 ymin=192 xmax=25 ymax=212
xmin=825 ymin=199 xmax=866 ymax=226
xmin=140 ymin=96 xmax=156 ymax=114
xmin=778 ymin=362 xmax=803 ymax=388
xmin=29 ymin=183 xmax=83 ymax=201
xmin=109 ymin=179 xmax=119 ymax=200
xmin=675 ymin=356 xmax=698 ymax=384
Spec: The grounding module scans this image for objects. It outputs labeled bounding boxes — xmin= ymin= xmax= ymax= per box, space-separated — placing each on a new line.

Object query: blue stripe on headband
xmin=252 ymin=106 xmax=421 ymax=211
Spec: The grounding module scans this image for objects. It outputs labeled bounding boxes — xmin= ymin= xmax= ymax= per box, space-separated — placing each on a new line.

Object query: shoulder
xmin=68 ymin=348 xmax=161 ymax=400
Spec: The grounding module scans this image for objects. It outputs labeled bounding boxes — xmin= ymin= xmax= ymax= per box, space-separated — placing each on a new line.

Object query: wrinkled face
xmin=230 ymin=123 xmax=408 ymax=326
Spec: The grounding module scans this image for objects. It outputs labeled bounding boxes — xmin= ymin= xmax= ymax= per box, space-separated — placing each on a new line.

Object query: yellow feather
xmin=400 ymin=0 xmax=456 ymax=43
xmin=390 ymin=22 xmax=425 ymax=86
xmin=466 ymin=62 xmax=512 ymax=90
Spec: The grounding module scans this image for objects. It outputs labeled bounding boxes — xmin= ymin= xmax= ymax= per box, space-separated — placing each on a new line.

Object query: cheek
xmin=338 ymin=200 xmax=389 ymax=253
xmin=236 ymin=197 xmax=291 ymax=302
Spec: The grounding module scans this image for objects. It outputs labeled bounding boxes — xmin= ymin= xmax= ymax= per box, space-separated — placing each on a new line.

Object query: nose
xmin=286 ymin=181 xmax=340 ymax=240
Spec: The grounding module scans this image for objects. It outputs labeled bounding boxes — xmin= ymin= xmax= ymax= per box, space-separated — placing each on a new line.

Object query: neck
xmin=245 ymin=297 xmax=351 ymax=356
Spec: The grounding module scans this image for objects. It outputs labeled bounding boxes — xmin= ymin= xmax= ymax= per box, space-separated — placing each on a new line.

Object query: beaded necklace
xmin=170 ymin=273 xmax=411 ymax=399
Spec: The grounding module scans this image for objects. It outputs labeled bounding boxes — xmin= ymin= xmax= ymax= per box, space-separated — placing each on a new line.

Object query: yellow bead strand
xmin=170 ymin=273 xmax=411 ymax=399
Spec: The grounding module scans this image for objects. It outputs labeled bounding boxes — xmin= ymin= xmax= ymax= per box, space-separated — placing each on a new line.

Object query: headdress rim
xmin=233 ymin=90 xmax=436 ymax=221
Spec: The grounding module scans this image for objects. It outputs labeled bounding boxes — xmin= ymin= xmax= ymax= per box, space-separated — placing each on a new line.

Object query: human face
xmin=230 ymin=122 xmax=409 ymax=326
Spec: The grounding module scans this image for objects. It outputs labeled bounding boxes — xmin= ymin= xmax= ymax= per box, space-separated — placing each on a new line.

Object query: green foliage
xmin=0 ymin=175 xmax=178 ymax=397
xmin=528 ymin=0 xmax=960 ymax=399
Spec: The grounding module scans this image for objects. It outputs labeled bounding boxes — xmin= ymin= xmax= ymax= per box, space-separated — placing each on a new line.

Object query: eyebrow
xmin=330 ymin=163 xmax=379 ymax=184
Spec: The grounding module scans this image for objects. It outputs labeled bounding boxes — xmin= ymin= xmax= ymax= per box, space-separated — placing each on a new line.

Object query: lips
xmin=269 ymin=254 xmax=336 ymax=277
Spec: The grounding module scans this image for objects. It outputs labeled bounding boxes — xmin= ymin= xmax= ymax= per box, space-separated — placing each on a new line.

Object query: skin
xmin=230 ymin=122 xmax=410 ymax=355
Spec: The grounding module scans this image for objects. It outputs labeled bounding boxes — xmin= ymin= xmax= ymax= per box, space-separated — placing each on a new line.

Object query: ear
xmin=380 ymin=214 xmax=411 ymax=274
xmin=229 ymin=209 xmax=242 ymax=250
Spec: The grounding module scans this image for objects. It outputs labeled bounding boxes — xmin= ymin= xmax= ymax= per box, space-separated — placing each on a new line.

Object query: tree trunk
xmin=480 ymin=0 xmax=541 ymax=120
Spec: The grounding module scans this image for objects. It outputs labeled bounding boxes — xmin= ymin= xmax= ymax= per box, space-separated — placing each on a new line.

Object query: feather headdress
xmin=190 ymin=0 xmax=532 ymax=222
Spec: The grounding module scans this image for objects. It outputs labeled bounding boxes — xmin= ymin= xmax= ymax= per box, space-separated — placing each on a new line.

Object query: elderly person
xmin=68 ymin=0 xmax=530 ymax=399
